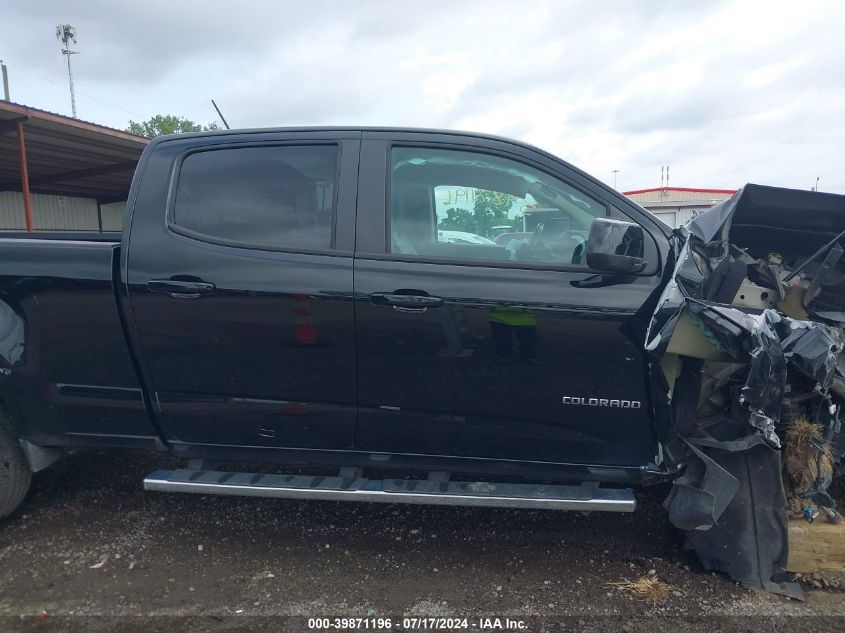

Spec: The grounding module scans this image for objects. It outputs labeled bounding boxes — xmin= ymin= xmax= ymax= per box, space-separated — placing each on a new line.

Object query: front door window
xmin=390 ymin=147 xmax=621 ymax=267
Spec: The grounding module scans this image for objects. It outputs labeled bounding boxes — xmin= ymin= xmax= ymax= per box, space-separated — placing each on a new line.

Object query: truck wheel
xmin=0 ymin=423 xmax=31 ymax=520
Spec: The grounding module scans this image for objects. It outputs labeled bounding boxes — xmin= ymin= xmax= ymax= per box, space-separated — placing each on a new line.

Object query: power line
xmin=74 ymin=88 xmax=142 ymax=117
xmin=1 ymin=58 xmax=63 ymax=86
xmin=0 ymin=57 xmax=141 ymax=117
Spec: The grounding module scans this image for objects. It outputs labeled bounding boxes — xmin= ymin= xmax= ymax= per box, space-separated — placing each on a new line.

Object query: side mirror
xmin=586 ymin=217 xmax=647 ymax=273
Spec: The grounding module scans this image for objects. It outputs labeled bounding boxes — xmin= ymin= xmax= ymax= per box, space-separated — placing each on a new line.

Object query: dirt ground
xmin=0 ymin=448 xmax=843 ymax=631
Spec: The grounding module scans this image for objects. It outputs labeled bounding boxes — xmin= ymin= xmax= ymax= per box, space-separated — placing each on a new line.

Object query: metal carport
xmin=0 ymin=100 xmax=147 ymax=232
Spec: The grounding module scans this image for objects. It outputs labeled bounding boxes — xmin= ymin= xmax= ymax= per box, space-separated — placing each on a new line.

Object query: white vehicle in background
xmin=437 ymin=230 xmax=496 ymax=245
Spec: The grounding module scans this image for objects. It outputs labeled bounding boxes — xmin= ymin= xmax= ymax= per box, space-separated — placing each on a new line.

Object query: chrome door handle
xmin=370 ymin=292 xmax=444 ymax=312
xmin=148 ymin=279 xmax=216 ymax=299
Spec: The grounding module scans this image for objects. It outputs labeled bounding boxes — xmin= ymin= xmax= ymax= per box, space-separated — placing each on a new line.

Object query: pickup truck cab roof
xmin=141 ymin=126 xmax=674 ymax=240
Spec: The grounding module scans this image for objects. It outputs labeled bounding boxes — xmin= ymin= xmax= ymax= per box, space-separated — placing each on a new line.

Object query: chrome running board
xmin=144 ymin=468 xmax=636 ymax=512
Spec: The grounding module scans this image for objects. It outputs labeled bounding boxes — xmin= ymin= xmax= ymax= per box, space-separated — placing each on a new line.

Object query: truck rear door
xmin=353 ymin=131 xmax=663 ymax=467
xmin=124 ymin=131 xmax=359 ymax=452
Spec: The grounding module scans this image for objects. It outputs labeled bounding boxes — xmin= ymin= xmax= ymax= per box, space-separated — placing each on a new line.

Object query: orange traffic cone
xmin=293 ymin=294 xmax=318 ymax=346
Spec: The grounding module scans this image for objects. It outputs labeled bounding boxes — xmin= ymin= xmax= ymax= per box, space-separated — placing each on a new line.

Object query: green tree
xmin=126 ymin=114 xmax=220 ymax=138
xmin=472 ymin=190 xmax=518 ymax=237
xmin=437 ymin=189 xmax=521 ymax=237
xmin=438 ymin=207 xmax=476 ymax=233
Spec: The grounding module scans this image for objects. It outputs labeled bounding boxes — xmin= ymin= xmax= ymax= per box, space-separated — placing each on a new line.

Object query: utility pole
xmin=1 ymin=61 xmax=9 ymax=101
xmin=56 ymin=24 xmax=79 ymax=118
xmin=612 ymin=169 xmax=620 ymax=189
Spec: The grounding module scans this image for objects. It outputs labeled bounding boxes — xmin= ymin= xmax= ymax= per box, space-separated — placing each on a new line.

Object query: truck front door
xmin=353 ymin=132 xmax=664 ymax=467
xmin=125 ymin=131 xmax=359 ymax=452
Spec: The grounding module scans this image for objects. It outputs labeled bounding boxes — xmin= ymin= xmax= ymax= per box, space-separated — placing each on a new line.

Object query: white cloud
xmin=744 ymin=59 xmax=803 ymax=89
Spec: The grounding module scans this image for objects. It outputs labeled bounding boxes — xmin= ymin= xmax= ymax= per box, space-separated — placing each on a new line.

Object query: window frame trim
xmin=166 ymin=140 xmax=344 ymax=255
xmin=383 ymin=142 xmax=658 ymax=275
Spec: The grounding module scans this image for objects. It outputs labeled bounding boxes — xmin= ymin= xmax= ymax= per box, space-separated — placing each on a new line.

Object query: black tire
xmin=0 ymin=422 xmax=31 ymax=520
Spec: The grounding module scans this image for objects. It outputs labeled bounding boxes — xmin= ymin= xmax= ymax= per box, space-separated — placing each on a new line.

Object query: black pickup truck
xmin=1 ymin=128 xmax=844 ymax=597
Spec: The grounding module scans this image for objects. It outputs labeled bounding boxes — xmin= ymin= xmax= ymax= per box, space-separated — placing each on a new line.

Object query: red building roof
xmin=622 ymin=186 xmax=737 ymax=196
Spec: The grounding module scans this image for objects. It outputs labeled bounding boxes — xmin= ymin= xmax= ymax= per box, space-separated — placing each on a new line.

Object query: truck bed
xmin=0 ymin=234 xmax=157 ymax=447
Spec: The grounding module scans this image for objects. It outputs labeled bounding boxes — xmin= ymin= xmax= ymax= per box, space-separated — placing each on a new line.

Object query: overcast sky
xmin=2 ymin=0 xmax=844 ymax=192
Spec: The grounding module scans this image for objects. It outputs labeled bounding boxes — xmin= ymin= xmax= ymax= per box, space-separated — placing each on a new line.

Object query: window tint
xmin=173 ymin=145 xmax=338 ymax=250
xmin=390 ymin=147 xmax=616 ymax=267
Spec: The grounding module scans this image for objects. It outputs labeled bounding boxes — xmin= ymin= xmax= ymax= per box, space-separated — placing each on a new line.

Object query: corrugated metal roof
xmin=0 ymin=100 xmax=147 ymax=201
xmin=0 ymin=100 xmax=148 ymax=142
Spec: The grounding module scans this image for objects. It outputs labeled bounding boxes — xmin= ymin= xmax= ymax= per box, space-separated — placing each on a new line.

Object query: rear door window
xmin=172 ymin=145 xmax=338 ymax=251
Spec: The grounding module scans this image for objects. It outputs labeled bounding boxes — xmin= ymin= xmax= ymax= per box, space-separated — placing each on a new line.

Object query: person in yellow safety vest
xmin=488 ymin=305 xmax=537 ymax=362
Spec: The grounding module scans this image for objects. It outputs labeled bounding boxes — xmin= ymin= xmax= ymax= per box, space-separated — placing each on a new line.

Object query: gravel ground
xmin=0 ymin=448 xmax=843 ymax=631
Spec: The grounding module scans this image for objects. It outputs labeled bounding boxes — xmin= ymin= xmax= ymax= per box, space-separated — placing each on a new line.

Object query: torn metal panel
xmin=683 ymin=441 xmax=801 ymax=600
xmin=663 ymin=438 xmax=739 ymax=531
xmin=803 ymin=243 xmax=845 ymax=322
xmin=647 ymin=183 xmax=845 ymax=597
xmin=781 ymin=322 xmax=843 ymax=390
xmin=740 ymin=310 xmax=786 ymax=448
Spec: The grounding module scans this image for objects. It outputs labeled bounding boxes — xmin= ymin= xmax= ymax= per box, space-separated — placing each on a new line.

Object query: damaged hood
xmin=687 ymin=183 xmax=845 ymax=244
xmin=687 ymin=184 xmax=845 ymax=323
xmin=686 ymin=184 xmax=845 ymax=246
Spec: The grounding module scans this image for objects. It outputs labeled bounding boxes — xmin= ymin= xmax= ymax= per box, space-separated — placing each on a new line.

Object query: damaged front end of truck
xmin=647 ymin=184 xmax=845 ymax=598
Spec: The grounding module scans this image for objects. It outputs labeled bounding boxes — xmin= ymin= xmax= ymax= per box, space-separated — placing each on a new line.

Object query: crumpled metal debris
xmin=663 ymin=438 xmax=739 ymax=531
xmin=781 ymin=321 xmax=843 ymax=390
xmin=645 ymin=184 xmax=845 ymax=598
